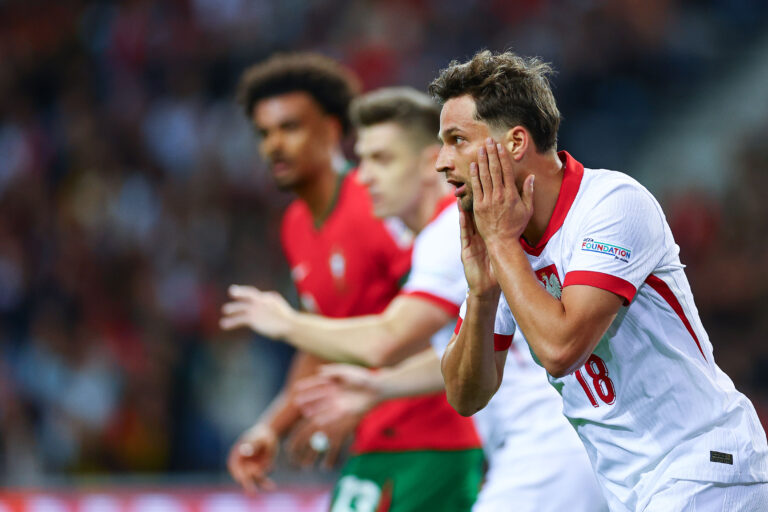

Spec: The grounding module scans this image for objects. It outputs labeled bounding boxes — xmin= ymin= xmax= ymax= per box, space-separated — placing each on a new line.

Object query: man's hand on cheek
xmin=470 ymin=138 xmax=535 ymax=244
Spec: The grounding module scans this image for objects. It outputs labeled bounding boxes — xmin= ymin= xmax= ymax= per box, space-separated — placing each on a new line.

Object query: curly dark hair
xmin=237 ymin=52 xmax=361 ymax=135
xmin=429 ymin=50 xmax=561 ymax=152
xmin=350 ymin=87 xmax=440 ymax=148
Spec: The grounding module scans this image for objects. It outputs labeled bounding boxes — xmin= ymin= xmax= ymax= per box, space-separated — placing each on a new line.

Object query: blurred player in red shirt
xmin=224 ymin=53 xmax=482 ymax=511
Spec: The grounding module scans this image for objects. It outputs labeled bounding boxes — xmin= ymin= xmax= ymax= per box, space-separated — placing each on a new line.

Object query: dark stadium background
xmin=1 ymin=0 xmax=767 ymax=509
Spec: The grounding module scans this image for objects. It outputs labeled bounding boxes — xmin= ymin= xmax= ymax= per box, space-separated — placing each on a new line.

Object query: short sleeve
xmin=401 ymin=208 xmax=465 ymax=317
xmin=455 ymin=294 xmax=517 ymax=351
xmin=378 ymin=217 xmax=414 ymax=286
xmin=563 ymin=183 xmax=666 ymax=305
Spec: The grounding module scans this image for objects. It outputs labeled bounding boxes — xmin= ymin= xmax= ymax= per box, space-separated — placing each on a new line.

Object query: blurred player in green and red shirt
xmin=224 ymin=53 xmax=482 ymax=512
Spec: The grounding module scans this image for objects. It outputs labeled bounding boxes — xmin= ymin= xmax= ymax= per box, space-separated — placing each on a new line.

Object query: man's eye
xmin=370 ymin=152 xmax=392 ymax=164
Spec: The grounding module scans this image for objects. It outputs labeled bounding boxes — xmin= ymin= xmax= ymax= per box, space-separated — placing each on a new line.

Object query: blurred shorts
xmin=329 ymin=448 xmax=484 ymax=512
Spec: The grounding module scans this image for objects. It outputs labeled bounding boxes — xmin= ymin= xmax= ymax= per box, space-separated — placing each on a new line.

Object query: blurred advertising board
xmin=0 ymin=489 xmax=331 ymax=512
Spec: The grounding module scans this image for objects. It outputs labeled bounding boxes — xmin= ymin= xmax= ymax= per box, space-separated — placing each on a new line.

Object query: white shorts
xmin=472 ymin=441 xmax=607 ymax=512
xmin=644 ymin=480 xmax=768 ymax=512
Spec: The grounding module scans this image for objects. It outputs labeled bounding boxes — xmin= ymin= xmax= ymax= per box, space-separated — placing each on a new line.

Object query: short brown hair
xmin=429 ymin=50 xmax=561 ymax=152
xmin=350 ymin=87 xmax=440 ymax=148
xmin=237 ymin=52 xmax=361 ymax=135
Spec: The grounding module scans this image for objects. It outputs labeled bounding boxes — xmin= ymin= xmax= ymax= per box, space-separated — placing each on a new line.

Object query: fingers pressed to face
xmin=496 ymin=142 xmax=517 ymax=190
xmin=458 ymin=206 xmax=471 ymax=249
xmin=476 ymin=145 xmax=493 ymax=199
xmin=469 ymin=162 xmax=483 ymax=203
xmin=485 ymin=139 xmax=504 ymax=190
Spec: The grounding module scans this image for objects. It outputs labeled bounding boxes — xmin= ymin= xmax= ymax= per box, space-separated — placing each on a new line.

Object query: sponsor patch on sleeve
xmin=581 ymin=238 xmax=632 ymax=263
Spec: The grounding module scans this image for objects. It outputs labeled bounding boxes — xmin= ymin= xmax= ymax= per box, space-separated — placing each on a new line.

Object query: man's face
xmin=436 ymin=95 xmax=495 ymax=211
xmin=252 ymin=91 xmax=337 ymax=190
xmin=355 ymin=122 xmax=424 ymax=219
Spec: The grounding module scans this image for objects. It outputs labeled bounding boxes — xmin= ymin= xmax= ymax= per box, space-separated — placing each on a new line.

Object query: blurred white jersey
xmin=403 ymin=197 xmax=606 ymax=512
xmin=481 ymin=152 xmax=768 ymax=511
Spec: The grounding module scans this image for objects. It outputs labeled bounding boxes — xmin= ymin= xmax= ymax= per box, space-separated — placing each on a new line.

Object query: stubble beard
xmin=272 ymin=169 xmax=302 ymax=191
xmin=459 ymin=194 xmax=473 ymax=212
xmin=274 ymin=179 xmax=296 ymax=192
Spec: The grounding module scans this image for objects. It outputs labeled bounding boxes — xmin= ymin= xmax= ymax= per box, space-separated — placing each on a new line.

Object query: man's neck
xmin=295 ymin=168 xmax=341 ymax=224
xmin=402 ymin=184 xmax=444 ymax=234
xmin=522 ymin=151 xmax=565 ymax=246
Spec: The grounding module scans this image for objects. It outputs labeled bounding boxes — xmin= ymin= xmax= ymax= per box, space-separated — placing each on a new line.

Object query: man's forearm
xmin=375 ymin=348 xmax=445 ymax=400
xmin=257 ymin=390 xmax=300 ymax=436
xmin=486 ymin=238 xmax=586 ymax=377
xmin=441 ymin=294 xmax=500 ymax=416
xmin=257 ymin=351 xmax=325 ymax=436
xmin=285 ymin=313 xmax=403 ymax=367
xmin=282 ymin=297 xmax=445 ymax=367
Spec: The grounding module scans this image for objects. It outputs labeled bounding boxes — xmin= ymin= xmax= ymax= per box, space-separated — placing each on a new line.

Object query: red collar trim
xmin=520 ymin=151 xmax=584 ymax=256
xmin=430 ymin=195 xmax=457 ymax=224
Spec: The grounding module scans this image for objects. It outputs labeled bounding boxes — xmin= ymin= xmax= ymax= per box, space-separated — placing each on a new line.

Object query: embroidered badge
xmin=581 ymin=238 xmax=632 ymax=263
xmin=329 ymin=247 xmax=348 ymax=292
xmin=535 ymin=264 xmax=562 ymax=299
xmin=329 ymin=250 xmax=346 ymax=279
xmin=291 ymin=263 xmax=309 ymax=282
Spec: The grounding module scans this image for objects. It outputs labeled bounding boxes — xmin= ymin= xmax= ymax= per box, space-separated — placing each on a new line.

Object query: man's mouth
xmin=270 ymin=159 xmax=291 ymax=174
xmin=447 ymin=178 xmax=467 ymax=197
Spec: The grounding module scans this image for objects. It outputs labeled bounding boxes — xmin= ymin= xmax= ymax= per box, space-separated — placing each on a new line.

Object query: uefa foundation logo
xmin=581 ymin=238 xmax=632 ymax=263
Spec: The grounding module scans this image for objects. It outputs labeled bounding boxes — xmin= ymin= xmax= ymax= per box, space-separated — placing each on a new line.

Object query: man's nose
xmin=357 ymin=162 xmax=373 ymax=185
xmin=263 ymin=132 xmax=283 ymax=155
xmin=435 ymin=146 xmax=452 ymax=174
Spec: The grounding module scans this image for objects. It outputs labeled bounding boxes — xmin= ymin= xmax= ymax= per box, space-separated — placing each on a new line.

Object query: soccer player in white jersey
xmin=221 ymin=87 xmax=606 ymax=512
xmin=431 ymin=50 xmax=768 ymax=511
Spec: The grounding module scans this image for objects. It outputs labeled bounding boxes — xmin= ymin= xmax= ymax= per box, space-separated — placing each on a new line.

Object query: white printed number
xmin=331 ymin=475 xmax=382 ymax=512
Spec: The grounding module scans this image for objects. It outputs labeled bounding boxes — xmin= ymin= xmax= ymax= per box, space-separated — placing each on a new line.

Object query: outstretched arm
xmin=228 ymin=351 xmax=332 ymax=492
xmin=220 ymin=288 xmax=450 ymax=367
xmin=294 ymin=348 xmax=445 ymax=427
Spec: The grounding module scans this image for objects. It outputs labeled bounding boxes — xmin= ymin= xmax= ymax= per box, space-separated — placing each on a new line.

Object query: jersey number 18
xmin=574 ymin=354 xmax=616 ymax=407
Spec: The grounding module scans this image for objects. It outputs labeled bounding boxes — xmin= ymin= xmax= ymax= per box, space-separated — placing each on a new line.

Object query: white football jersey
xmin=477 ymin=152 xmax=768 ymax=511
xmin=402 ymin=198 xmax=587 ymax=460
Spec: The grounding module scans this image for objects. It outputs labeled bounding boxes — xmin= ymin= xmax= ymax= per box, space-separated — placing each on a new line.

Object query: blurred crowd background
xmin=1 ymin=0 xmax=768 ymax=487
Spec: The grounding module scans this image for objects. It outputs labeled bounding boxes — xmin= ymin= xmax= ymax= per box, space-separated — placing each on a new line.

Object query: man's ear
xmin=503 ymin=126 xmax=530 ymax=161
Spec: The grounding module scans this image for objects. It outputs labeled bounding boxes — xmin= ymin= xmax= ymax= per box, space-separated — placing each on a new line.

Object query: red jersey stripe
xmin=644 ymin=274 xmax=706 ymax=361
xmin=520 ymin=151 xmax=584 ymax=256
xmin=401 ymin=290 xmax=460 ymax=317
xmin=563 ymin=270 xmax=637 ymax=305
xmin=493 ymin=334 xmax=513 ymax=351
xmin=453 ymin=317 xmax=512 ymax=351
